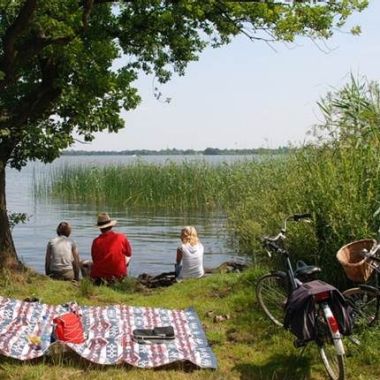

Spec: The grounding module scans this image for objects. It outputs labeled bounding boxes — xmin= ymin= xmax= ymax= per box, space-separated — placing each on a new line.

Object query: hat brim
xmin=96 ymin=220 xmax=117 ymax=229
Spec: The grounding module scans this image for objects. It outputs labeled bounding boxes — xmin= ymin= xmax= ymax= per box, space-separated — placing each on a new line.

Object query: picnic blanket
xmin=0 ymin=296 xmax=217 ymax=369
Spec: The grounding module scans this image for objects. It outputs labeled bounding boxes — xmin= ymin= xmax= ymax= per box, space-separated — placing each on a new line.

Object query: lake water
xmin=6 ymin=155 xmax=253 ymax=276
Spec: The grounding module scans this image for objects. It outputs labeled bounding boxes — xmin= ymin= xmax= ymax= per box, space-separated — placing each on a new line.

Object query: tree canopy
xmin=0 ymin=0 xmax=369 ymax=265
xmin=0 ymin=0 xmax=368 ymax=169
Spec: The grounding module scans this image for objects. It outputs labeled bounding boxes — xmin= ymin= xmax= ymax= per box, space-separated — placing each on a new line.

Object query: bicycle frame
xmin=258 ymin=213 xmax=347 ymax=380
xmin=263 ymin=213 xmax=313 ymax=290
xmin=358 ymin=256 xmax=380 ymax=325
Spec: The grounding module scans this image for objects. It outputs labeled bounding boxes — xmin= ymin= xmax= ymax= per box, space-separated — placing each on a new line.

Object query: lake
xmin=6 ymin=155 xmax=253 ymax=276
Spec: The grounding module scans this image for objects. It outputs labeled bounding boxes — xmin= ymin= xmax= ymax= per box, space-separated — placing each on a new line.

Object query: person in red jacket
xmin=90 ymin=212 xmax=132 ymax=285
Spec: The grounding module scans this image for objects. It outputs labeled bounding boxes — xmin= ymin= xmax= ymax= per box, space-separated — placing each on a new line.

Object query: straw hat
xmin=96 ymin=212 xmax=117 ymax=229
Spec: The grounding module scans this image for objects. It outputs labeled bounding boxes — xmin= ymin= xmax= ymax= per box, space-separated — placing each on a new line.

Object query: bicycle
xmin=256 ymin=213 xmax=321 ymax=327
xmin=256 ymin=213 xmax=347 ymax=380
xmin=337 ymin=240 xmax=380 ymax=330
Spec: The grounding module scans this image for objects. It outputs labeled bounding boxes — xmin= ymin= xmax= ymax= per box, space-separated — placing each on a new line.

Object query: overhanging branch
xmin=1 ymin=0 xmax=37 ymax=82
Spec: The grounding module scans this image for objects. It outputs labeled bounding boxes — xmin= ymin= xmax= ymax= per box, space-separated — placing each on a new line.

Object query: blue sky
xmin=73 ymin=1 xmax=380 ymax=151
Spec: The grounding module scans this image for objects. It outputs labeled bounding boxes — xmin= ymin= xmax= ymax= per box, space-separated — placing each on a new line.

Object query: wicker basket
xmin=336 ymin=239 xmax=376 ymax=283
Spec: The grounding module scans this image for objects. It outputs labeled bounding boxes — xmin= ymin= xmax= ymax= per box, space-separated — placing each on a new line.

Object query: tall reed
xmin=35 ymin=159 xmax=262 ymax=211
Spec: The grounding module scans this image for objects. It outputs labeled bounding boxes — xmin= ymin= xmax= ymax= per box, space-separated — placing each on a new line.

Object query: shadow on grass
xmin=0 ymin=350 xmax=201 ymax=374
xmin=233 ymin=353 xmax=312 ymax=380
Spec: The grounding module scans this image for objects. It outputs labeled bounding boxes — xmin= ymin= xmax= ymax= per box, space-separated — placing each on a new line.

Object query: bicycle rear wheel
xmin=256 ymin=273 xmax=288 ymax=326
xmin=319 ymin=344 xmax=345 ymax=380
xmin=317 ymin=304 xmax=346 ymax=380
xmin=343 ymin=287 xmax=378 ymax=329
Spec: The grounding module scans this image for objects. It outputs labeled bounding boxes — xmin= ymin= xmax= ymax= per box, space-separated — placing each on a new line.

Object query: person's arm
xmin=175 ymin=248 xmax=183 ymax=278
xmin=176 ymin=248 xmax=183 ymax=264
xmin=123 ymin=235 xmax=132 ymax=266
xmin=72 ymin=244 xmax=81 ymax=281
xmin=45 ymin=243 xmax=52 ymax=275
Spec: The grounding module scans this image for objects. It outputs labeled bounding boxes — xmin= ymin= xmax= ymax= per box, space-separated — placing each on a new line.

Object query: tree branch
xmin=1 ymin=0 xmax=37 ymax=82
xmin=82 ymin=0 xmax=94 ymax=31
xmin=4 ymin=58 xmax=62 ymax=135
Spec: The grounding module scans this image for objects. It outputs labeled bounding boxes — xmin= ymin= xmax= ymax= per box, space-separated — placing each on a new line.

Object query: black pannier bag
xmin=284 ymin=280 xmax=353 ymax=342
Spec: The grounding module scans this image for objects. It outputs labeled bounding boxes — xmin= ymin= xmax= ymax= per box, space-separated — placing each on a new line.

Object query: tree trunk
xmin=0 ymin=160 xmax=21 ymax=269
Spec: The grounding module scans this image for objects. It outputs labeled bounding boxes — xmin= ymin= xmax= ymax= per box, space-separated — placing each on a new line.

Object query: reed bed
xmin=35 ymin=159 xmax=263 ymax=211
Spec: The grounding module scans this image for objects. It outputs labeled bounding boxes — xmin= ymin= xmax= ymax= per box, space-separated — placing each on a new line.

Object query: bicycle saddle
xmin=294 ymin=260 xmax=321 ymax=277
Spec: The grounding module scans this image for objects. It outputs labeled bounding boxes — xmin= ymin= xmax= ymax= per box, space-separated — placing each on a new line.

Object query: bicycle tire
xmin=318 ymin=305 xmax=346 ymax=380
xmin=343 ymin=287 xmax=378 ymax=329
xmin=319 ymin=345 xmax=345 ymax=380
xmin=256 ymin=273 xmax=288 ymax=327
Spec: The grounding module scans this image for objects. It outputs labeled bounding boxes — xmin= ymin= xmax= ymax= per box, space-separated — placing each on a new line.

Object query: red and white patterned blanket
xmin=0 ymin=296 xmax=217 ymax=369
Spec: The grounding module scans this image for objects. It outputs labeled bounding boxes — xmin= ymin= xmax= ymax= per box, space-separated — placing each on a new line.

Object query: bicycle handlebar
xmin=362 ymin=246 xmax=380 ymax=263
xmin=292 ymin=213 xmax=312 ymax=222
xmin=262 ymin=238 xmax=288 ymax=256
xmin=261 ymin=212 xmax=311 ymax=258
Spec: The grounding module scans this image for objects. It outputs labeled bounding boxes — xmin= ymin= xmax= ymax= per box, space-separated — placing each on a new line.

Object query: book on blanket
xmin=132 ymin=326 xmax=175 ymax=343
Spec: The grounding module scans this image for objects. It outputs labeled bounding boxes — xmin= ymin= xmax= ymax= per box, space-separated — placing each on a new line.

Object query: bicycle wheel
xmin=319 ymin=344 xmax=345 ymax=380
xmin=317 ymin=306 xmax=346 ymax=380
xmin=256 ymin=273 xmax=288 ymax=327
xmin=343 ymin=287 xmax=378 ymax=329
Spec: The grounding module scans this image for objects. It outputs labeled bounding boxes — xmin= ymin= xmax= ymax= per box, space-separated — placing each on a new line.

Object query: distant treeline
xmin=63 ymin=147 xmax=290 ymax=156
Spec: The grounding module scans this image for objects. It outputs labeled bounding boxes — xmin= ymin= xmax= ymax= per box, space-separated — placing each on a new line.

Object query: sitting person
xmin=90 ymin=212 xmax=132 ymax=285
xmin=176 ymin=226 xmax=204 ymax=279
xmin=45 ymin=221 xmax=80 ymax=281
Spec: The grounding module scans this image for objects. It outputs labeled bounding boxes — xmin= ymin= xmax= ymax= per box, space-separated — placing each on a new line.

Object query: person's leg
xmin=80 ymin=260 xmax=93 ymax=278
xmin=49 ymin=270 xmax=75 ymax=281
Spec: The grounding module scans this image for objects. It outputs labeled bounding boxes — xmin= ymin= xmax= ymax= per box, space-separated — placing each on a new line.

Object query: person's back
xmin=176 ymin=226 xmax=204 ymax=280
xmin=91 ymin=230 xmax=131 ymax=279
xmin=179 ymin=242 xmax=204 ymax=279
xmin=48 ymin=235 xmax=75 ymax=271
xmin=45 ymin=222 xmax=80 ymax=281
xmin=90 ymin=212 xmax=132 ymax=283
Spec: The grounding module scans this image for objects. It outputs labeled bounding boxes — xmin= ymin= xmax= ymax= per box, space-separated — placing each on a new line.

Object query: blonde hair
xmin=180 ymin=226 xmax=199 ymax=246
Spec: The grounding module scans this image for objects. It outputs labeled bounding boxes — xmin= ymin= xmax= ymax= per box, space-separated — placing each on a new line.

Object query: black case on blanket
xmin=132 ymin=326 xmax=175 ymax=343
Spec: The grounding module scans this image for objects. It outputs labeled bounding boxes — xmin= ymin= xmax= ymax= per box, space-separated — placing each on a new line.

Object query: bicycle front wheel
xmin=256 ymin=273 xmax=288 ymax=327
xmin=343 ymin=287 xmax=378 ymax=329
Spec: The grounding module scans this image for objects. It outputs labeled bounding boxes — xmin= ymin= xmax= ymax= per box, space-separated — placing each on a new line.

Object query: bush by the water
xmin=227 ymin=77 xmax=380 ymax=286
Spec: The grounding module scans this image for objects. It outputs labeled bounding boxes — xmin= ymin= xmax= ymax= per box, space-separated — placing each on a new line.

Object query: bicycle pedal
xmin=348 ymin=335 xmax=361 ymax=346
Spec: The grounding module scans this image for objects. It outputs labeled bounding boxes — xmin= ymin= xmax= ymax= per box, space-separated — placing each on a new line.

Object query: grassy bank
xmin=0 ymin=268 xmax=379 ymax=380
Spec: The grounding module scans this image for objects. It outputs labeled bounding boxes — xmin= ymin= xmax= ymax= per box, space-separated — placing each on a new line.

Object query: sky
xmin=72 ymin=1 xmax=380 ymax=151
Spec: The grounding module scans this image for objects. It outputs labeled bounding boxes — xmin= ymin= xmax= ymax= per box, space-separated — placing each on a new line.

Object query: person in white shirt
xmin=176 ymin=226 xmax=204 ymax=279
xmin=45 ymin=221 xmax=81 ymax=281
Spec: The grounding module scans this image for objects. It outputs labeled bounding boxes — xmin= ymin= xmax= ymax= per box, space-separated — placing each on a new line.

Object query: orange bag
xmin=53 ymin=312 xmax=85 ymax=344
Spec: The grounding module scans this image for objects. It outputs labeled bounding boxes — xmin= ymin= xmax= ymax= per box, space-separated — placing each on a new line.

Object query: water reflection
xmin=6 ymin=156 xmax=244 ymax=275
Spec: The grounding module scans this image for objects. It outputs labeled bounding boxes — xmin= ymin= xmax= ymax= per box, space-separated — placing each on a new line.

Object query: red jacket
xmin=90 ymin=231 xmax=132 ymax=279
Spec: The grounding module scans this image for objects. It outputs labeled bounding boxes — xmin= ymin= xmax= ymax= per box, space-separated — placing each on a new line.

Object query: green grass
xmin=0 ymin=268 xmax=379 ymax=379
